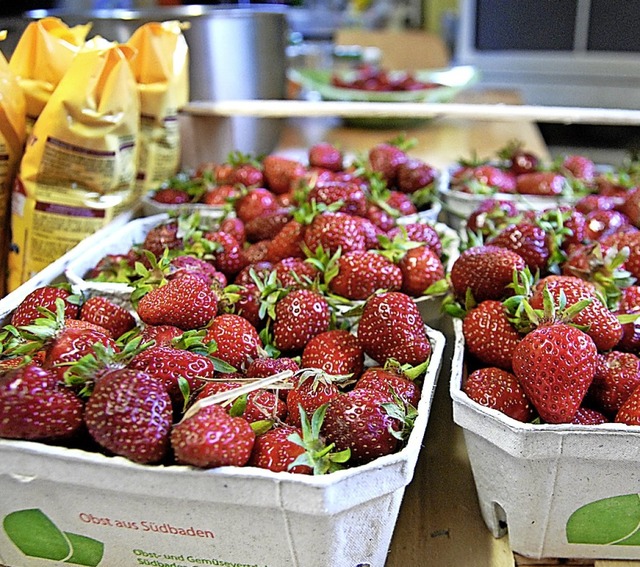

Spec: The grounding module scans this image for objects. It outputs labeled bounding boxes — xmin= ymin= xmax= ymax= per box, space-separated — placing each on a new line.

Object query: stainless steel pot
xmin=25 ymin=5 xmax=290 ymax=159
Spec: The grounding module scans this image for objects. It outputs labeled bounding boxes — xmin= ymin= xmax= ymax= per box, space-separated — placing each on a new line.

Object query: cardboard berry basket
xmin=449 ymin=317 xmax=640 ymax=561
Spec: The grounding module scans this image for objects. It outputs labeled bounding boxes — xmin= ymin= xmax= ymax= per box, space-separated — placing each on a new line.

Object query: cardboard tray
xmin=449 ymin=317 xmax=640 ymax=561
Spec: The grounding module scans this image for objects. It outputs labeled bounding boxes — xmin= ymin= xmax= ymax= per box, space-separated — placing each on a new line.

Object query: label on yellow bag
xmin=8 ymin=17 xmax=91 ymax=129
xmin=7 ymin=43 xmax=140 ymax=291
xmin=126 ymin=21 xmax=189 ymax=201
xmin=0 ymin=39 xmax=27 ymax=297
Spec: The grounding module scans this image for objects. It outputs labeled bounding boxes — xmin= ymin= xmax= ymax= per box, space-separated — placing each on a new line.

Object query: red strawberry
xmin=304 ymin=212 xmax=367 ymax=256
xmin=385 ymin=190 xmax=417 ymax=217
xmin=232 ymin=163 xmax=264 ymax=187
xmin=487 ymin=222 xmax=551 ymax=274
xmin=515 ymin=172 xmax=566 ymax=196
xmin=617 ymin=285 xmax=640 ymax=353
xmin=587 ymin=351 xmax=640 ymax=416
xmin=357 ymin=291 xmax=431 ymax=366
xmin=575 ymin=194 xmax=617 ymax=214
xmin=617 ymin=187 xmax=640 ymax=228
xmin=466 ymin=199 xmax=520 ymax=238
xmin=463 ymin=367 xmax=535 ymax=422
xmin=11 ymin=286 xmax=79 ymax=327
xmin=142 ymin=220 xmax=182 ymax=258
xmin=129 ymin=345 xmax=216 ymax=406
xmin=273 ymin=257 xmax=320 ymax=289
xmin=152 ymin=187 xmax=190 ymax=204
xmin=140 ymin=324 xmax=184 ymax=347
xmin=80 ymin=296 xmax=136 ymax=339
xmin=201 ymin=184 xmax=240 ymax=206
xmin=136 ymin=274 xmax=218 ymax=331
xmin=249 ymin=424 xmax=312 ymax=474
xmin=273 ymin=289 xmax=331 ymax=353
xmin=301 ymin=329 xmax=364 ymax=378
xmin=453 ymin=164 xmax=516 ymax=193
xmin=246 ymin=356 xmax=300 ymax=379
xmin=169 ymin=255 xmax=226 ymax=287
xmin=204 ymin=314 xmax=262 ymax=371
xmin=328 ymin=250 xmax=402 ymax=300
xmin=462 ymin=300 xmax=522 ymax=370
xmin=265 ymin=220 xmax=306 ymax=262
xmin=263 ymin=155 xmax=306 ymax=195
xmin=84 ymin=368 xmax=173 ymax=464
xmin=368 ymin=143 xmax=408 ymax=185
xmin=244 ymin=209 xmax=291 ymax=243
xmin=450 ymin=245 xmax=526 ymax=302
xmin=203 ymin=231 xmax=247 ymax=278
xmin=512 ymin=323 xmax=598 ymax=423
xmin=322 ymin=388 xmax=399 ymax=465
xmin=228 ymin=283 xmax=263 ymax=328
xmin=355 ymin=366 xmax=421 ymax=408
xmin=307 ymin=180 xmax=367 ymax=217
xmin=387 ymin=222 xmax=443 ymax=256
xmin=219 ymin=216 xmax=246 ymax=245
xmin=572 ymin=406 xmax=608 ymax=425
xmin=584 ymin=209 xmax=630 ymax=242
xmin=398 ymin=245 xmax=445 ymax=297
xmin=244 ymin=241 xmax=271 ymax=264
xmin=562 ymin=154 xmax=595 ymax=181
xmin=308 ymin=142 xmax=343 ymax=172
xmin=0 ymin=364 xmax=83 ymax=440
xmin=286 ymin=371 xmax=340 ymax=428
xmin=234 ymin=187 xmax=279 ymax=224
xmin=396 ymin=158 xmax=437 ymax=193
xmin=171 ymin=403 xmax=255 ymax=468
xmin=365 ymin=203 xmax=397 ymax=232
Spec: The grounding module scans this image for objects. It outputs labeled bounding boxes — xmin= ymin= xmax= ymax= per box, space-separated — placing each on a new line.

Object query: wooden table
xmin=271 ymin=92 xmax=639 ymax=567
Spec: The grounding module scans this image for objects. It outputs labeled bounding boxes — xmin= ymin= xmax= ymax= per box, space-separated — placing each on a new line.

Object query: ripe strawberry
xmin=244 ymin=241 xmax=270 ymax=264
xmin=136 ymin=274 xmax=218 ymax=331
xmin=562 ymin=154 xmax=595 ymax=181
xmin=152 ymin=187 xmax=190 ymax=204
xmin=0 ymin=364 xmax=83 ymax=440
xmin=227 ymin=283 xmax=263 ymax=328
xmin=465 ymin=199 xmax=520 ymax=238
xmin=501 ymin=144 xmax=539 ymax=175
xmin=515 ymin=172 xmax=566 ymax=196
xmin=450 ymin=245 xmax=526 ymax=302
xmin=387 ymin=222 xmax=443 ymax=256
xmin=246 ymin=356 xmax=300 ymax=379
xmin=396 ymin=158 xmax=437 ymax=193
xmin=322 ymin=388 xmax=399 ymax=465
xmin=140 ymin=324 xmax=184 ymax=347
xmin=385 ymin=190 xmax=417 ymax=216
xmin=487 ymin=222 xmax=551 ymax=274
xmin=463 ymin=367 xmax=535 ymax=422
xmin=234 ymin=187 xmax=279 ymax=224
xmin=304 ymin=212 xmax=366 ymax=256
xmin=307 ymin=180 xmax=367 ymax=217
xmin=171 ymin=403 xmax=255 ymax=468
xmin=572 ymin=406 xmax=608 ymax=425
xmin=398 ymin=245 xmax=445 ymax=297
xmin=617 ymin=187 xmax=640 ymax=228
xmin=265 ymin=219 xmax=306 ymax=262
xmin=273 ymin=289 xmax=331 ymax=353
xmin=301 ymin=329 xmax=364 ymax=378
xmin=244 ymin=209 xmax=291 ymax=243
xmin=142 ymin=220 xmax=182 ymax=258
xmin=273 ymin=257 xmax=320 ymax=289
xmin=249 ymin=424 xmax=312 ymax=474
xmin=169 ymin=255 xmax=226 ymax=287
xmin=11 ymin=286 xmax=79 ymax=327
xmin=80 ymin=296 xmax=136 ymax=339
xmin=129 ymin=345 xmax=216 ymax=406
xmin=308 ymin=142 xmax=343 ymax=172
xmin=364 ymin=203 xmax=396 ymax=232
xmin=583 ymin=209 xmax=630 ymax=242
xmin=463 ymin=300 xmax=522 ymax=370
xmin=203 ymin=231 xmax=247 ymax=278
xmin=355 ymin=366 xmax=421 ymax=408
xmin=575 ymin=194 xmax=617 ymax=214
xmin=353 ymin=215 xmax=384 ymax=250
xmin=204 ymin=314 xmax=262 ymax=371
xmin=328 ymin=250 xmax=402 ymax=300
xmin=453 ymin=164 xmax=516 ymax=194
xmin=201 ymin=184 xmax=240 ymax=206
xmin=357 ymin=291 xmax=431 ymax=366
xmin=286 ymin=371 xmax=340 ymax=427
xmin=586 ymin=351 xmax=640 ymax=416
xmin=84 ymin=368 xmax=173 ymax=464
xmin=232 ymin=163 xmax=264 ymax=187
xmin=617 ymin=285 xmax=640 ymax=353
xmin=512 ymin=323 xmax=598 ymax=423
xmin=263 ymin=155 xmax=306 ymax=195
xmin=219 ymin=216 xmax=246 ymax=245
xmin=368 ymin=143 xmax=408 ymax=185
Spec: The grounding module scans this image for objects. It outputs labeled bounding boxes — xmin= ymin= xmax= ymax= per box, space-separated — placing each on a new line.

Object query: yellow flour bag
xmin=0 ymin=36 xmax=26 ymax=297
xmin=7 ymin=43 xmax=140 ymax=291
xmin=126 ymin=21 xmax=189 ymax=201
xmin=8 ymin=17 xmax=91 ymax=129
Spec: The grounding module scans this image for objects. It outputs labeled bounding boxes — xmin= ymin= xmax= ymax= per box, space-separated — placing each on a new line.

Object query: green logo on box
xmin=3 ymin=508 xmax=104 ymax=565
xmin=567 ymin=494 xmax=640 ymax=545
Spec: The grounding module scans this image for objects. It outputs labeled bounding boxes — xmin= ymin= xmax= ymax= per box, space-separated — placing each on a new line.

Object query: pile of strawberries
xmin=0 ymin=139 xmax=444 ymax=475
xmin=452 ymin=160 xmax=640 ymax=426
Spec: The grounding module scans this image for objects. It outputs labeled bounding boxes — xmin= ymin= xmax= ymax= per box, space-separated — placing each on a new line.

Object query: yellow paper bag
xmin=0 ymin=37 xmax=27 ymax=297
xmin=8 ymin=43 xmax=140 ymax=291
xmin=126 ymin=21 xmax=189 ymax=200
xmin=8 ymin=17 xmax=91 ymax=128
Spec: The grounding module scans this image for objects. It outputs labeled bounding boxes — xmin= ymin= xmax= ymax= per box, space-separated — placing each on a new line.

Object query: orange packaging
xmin=7 ymin=43 xmax=140 ymax=292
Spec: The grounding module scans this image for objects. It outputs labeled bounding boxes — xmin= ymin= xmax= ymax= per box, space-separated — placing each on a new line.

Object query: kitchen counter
xmin=272 ymin=91 xmax=640 ymax=567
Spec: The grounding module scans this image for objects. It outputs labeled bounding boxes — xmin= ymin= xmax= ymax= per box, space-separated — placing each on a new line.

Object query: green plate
xmin=288 ymin=65 xmax=479 ymax=128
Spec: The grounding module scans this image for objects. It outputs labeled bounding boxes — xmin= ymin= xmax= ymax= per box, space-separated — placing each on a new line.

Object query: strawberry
xmin=487 ymin=222 xmax=551 ymax=274
xmin=386 ymin=222 xmax=443 ymax=256
xmin=244 ymin=209 xmax=291 ymax=243
xmin=617 ymin=285 xmax=640 ymax=352
xmin=385 ymin=190 xmax=418 ymax=216
xmin=301 ymin=329 xmax=364 ymax=378
xmin=562 ymin=154 xmax=595 ymax=181
xmin=308 ymin=142 xmax=343 ymax=172
xmin=136 ymin=273 xmax=218 ymax=331
xmin=204 ymin=314 xmax=262 ymax=371
xmin=85 ymin=251 xmax=139 ymax=282
xmin=273 ymin=257 xmax=319 ymax=289
xmin=84 ymin=368 xmax=173 ymax=464
xmin=152 ymin=187 xmax=191 ymax=204
xmin=171 ymin=402 xmax=255 ymax=468
xmin=232 ymin=163 xmax=264 ymax=187
xmin=272 ymin=289 xmax=331 ymax=353
xmin=575 ymin=194 xmax=617 ymax=214
xmin=265 ymin=220 xmax=306 ymax=262
xmin=262 ymin=155 xmax=306 ymax=195
xmin=234 ymin=187 xmax=279 ymax=224
xmin=169 ymin=255 xmax=226 ymax=287
xmin=286 ymin=371 xmax=340 ymax=427
xmin=463 ymin=367 xmax=535 ymax=422
xmin=355 ymin=366 xmax=421 ymax=408
xmin=304 ymin=212 xmax=367 ymax=256
xmin=0 ymin=364 xmax=83 ymax=440
xmin=11 ymin=286 xmax=79 ymax=327
xmin=328 ymin=250 xmax=402 ymax=300
xmin=465 ymin=199 xmax=520 ymax=238
xmin=586 ymin=351 xmax=640 ymax=416
xmin=227 ymin=283 xmax=263 ymax=328
xmin=203 ymin=231 xmax=247 ymax=278
xmin=572 ymin=406 xmax=609 ymax=425
xmin=396 ymin=158 xmax=437 ymax=193
xmin=365 ymin=203 xmax=396 ymax=232
xmin=398 ymin=245 xmax=445 ymax=297
xmin=462 ymin=300 xmax=522 ymax=370
xmin=353 ymin=215 xmax=384 ymax=250
xmin=201 ymin=184 xmax=240 ymax=206
xmin=129 ymin=345 xmax=216 ymax=407
xmin=142 ymin=220 xmax=182 ymax=258
xmin=584 ymin=209 xmax=630 ymax=242
xmin=244 ymin=241 xmax=271 ymax=264
xmin=219 ymin=216 xmax=246 ymax=245
xmin=249 ymin=423 xmax=312 ymax=474
xmin=140 ymin=324 xmax=184 ymax=347
xmin=357 ymin=291 xmax=431 ymax=366
xmin=617 ymin=187 xmax=640 ymax=228
xmin=80 ymin=296 xmax=136 ymax=339
xmin=499 ymin=143 xmax=539 ymax=175
xmin=246 ymin=356 xmax=300 ymax=379
xmin=515 ymin=172 xmax=566 ymax=196
xmin=368 ymin=143 xmax=408 ymax=185
xmin=322 ymin=388 xmax=400 ymax=465
xmin=307 ymin=180 xmax=367 ymax=217
xmin=452 ymin=164 xmax=517 ymax=194
xmin=450 ymin=245 xmax=526 ymax=302
xmin=512 ymin=323 xmax=598 ymax=423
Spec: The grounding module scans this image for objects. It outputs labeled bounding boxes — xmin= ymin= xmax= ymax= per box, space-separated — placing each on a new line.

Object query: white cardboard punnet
xmin=450 ymin=317 xmax=640 ymax=561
